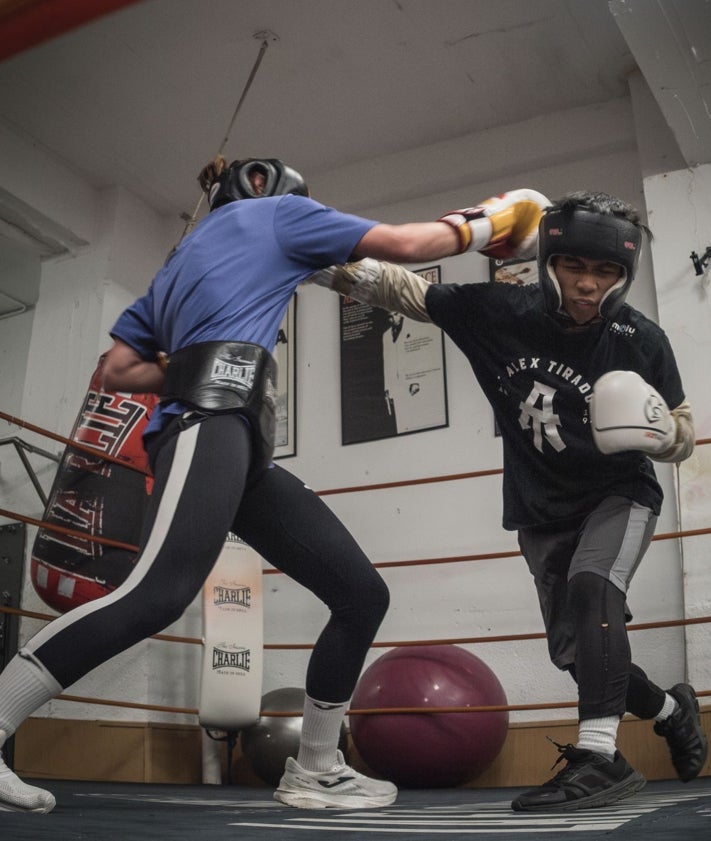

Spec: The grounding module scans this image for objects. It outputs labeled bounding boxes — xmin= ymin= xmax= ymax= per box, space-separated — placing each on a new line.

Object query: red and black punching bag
xmin=31 ymin=354 xmax=158 ymax=613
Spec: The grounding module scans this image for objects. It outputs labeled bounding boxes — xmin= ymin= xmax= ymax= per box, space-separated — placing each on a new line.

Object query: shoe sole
xmin=511 ymin=771 xmax=646 ymax=813
xmin=273 ymin=789 xmax=397 ymax=809
xmin=0 ymin=802 xmax=55 ymax=814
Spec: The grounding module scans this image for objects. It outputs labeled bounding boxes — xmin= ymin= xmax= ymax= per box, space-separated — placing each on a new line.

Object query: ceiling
xmin=0 ymin=0 xmax=709 ymax=226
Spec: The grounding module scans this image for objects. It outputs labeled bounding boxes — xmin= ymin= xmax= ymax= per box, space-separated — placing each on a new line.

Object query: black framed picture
xmin=339 ymin=265 xmax=449 ymax=445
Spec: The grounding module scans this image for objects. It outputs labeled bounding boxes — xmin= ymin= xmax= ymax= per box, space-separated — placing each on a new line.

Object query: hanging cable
xmin=175 ymin=31 xmax=277 ymax=245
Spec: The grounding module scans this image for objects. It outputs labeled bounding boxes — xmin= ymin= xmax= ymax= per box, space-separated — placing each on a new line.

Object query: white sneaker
xmin=0 ymin=745 xmax=55 ymax=813
xmin=273 ymin=750 xmax=397 ymax=809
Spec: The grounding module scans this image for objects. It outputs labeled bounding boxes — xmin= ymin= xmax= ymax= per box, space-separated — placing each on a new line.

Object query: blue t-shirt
xmin=111 ymin=194 xmax=377 ymax=436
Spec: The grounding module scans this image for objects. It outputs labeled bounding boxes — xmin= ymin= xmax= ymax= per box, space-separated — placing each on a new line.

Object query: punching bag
xmin=199 ymin=533 xmax=264 ymax=732
xmin=31 ymin=354 xmax=158 ymax=613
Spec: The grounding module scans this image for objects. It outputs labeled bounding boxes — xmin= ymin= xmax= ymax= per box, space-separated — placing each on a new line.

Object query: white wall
xmin=643 ymin=164 xmax=711 ymax=694
xmin=0 ymin=238 xmax=50 ymax=559
xmin=0 ymin=93 xmax=703 ymax=729
xmin=0 ymin=237 xmax=39 ymax=417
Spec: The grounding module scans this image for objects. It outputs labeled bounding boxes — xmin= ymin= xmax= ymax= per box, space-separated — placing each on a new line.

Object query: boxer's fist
xmin=437 ymin=189 xmax=549 ymax=258
xmin=305 ymin=258 xmax=381 ymax=300
xmin=590 ymin=370 xmax=675 ymax=455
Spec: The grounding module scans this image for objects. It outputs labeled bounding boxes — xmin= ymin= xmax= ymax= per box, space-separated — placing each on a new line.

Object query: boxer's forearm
xmin=307 ymin=259 xmax=432 ymax=322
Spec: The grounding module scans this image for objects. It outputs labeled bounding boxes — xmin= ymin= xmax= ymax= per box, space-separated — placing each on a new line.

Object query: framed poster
xmin=273 ymin=296 xmax=296 ymax=459
xmin=340 ymin=265 xmax=448 ymax=445
xmin=489 ymin=256 xmax=538 ymax=286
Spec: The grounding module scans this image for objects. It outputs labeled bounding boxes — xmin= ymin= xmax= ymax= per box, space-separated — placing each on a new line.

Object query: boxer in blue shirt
xmin=0 ymin=155 xmax=505 ymax=813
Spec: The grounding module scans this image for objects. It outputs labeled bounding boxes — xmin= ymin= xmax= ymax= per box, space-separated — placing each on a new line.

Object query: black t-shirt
xmin=426 ymin=281 xmax=685 ymax=530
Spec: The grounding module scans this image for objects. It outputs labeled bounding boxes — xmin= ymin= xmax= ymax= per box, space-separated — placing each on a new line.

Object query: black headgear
xmin=538 ymin=207 xmax=642 ymax=320
xmin=208 ymin=158 xmax=309 ymax=210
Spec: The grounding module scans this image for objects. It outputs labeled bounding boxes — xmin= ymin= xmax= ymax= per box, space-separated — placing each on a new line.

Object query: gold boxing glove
xmin=438 ymin=188 xmax=550 ymax=259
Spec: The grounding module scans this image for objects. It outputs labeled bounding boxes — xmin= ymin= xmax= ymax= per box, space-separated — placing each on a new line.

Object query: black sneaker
xmin=654 ymin=683 xmax=708 ymax=782
xmin=511 ymin=741 xmax=646 ymax=812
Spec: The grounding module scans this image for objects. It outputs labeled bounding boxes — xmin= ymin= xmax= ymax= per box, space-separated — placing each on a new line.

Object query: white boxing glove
xmin=590 ymin=370 xmax=675 ymax=456
xmin=437 ymin=189 xmax=550 ymax=259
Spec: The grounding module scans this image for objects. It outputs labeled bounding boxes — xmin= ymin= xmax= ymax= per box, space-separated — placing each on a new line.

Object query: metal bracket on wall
xmin=690 ymin=246 xmax=711 ymax=276
xmin=0 ymin=289 xmax=34 ymax=321
xmin=0 ymin=436 xmax=60 ymax=507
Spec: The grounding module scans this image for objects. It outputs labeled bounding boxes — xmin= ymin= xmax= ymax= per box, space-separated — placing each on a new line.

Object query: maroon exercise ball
xmin=350 ymin=645 xmax=508 ymax=788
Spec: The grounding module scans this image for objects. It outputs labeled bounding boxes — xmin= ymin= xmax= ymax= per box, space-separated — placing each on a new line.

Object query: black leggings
xmin=567 ymin=572 xmax=665 ymax=720
xmin=27 ymin=413 xmax=389 ymax=702
xmin=519 ymin=497 xmax=666 ymax=722
xmin=567 ymin=571 xmax=631 ymax=719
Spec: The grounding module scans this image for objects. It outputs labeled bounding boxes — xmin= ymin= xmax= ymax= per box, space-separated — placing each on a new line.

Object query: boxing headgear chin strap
xmin=208 ymin=158 xmax=309 ymax=210
xmin=538 ymin=207 xmax=642 ymax=321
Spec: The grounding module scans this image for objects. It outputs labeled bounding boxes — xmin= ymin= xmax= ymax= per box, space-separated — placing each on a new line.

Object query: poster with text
xmin=274 ymin=296 xmax=296 ymax=458
xmin=340 ymin=265 xmax=448 ymax=445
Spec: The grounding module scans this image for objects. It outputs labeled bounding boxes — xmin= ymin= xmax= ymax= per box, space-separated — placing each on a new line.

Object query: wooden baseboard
xmin=14 ymin=709 xmax=710 ymax=788
xmin=14 ymin=719 xmax=204 ymax=784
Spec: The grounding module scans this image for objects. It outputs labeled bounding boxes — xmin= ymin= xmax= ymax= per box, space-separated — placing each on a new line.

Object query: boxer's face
xmin=553 ymin=255 xmax=623 ymax=324
xmin=249 ymin=170 xmax=266 ymax=195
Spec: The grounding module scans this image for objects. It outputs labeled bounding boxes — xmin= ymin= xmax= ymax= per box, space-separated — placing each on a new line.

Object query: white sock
xmin=0 ymin=649 xmax=62 ymax=737
xmin=0 ymin=652 xmax=60 ymax=813
xmin=577 ymin=715 xmax=620 ymax=760
xmin=296 ymin=695 xmax=349 ymax=772
xmin=654 ymin=693 xmax=678 ymax=722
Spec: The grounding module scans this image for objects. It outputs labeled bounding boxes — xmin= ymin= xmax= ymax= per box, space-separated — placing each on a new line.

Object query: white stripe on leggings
xmin=26 ymin=421 xmax=201 ymax=651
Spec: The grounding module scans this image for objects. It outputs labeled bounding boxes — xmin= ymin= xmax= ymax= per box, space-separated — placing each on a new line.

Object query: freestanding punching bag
xmin=31 ymin=354 xmax=157 ymax=614
xmin=198 ymin=533 xmax=264 ymax=732
xmin=198 ymin=536 xmax=265 ymax=784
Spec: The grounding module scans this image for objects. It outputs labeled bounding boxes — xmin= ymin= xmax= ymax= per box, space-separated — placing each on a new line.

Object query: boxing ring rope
xmin=0 ymin=410 xmax=149 ymax=473
xmin=7 ymin=402 xmax=707 ymax=493
xmin=1 ymin=410 xmax=710 ymax=720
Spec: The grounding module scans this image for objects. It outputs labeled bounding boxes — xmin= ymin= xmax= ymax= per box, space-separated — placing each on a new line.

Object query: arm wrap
xmin=356 ymin=261 xmax=432 ymax=322
xmin=652 ymin=400 xmax=695 ymax=463
xmin=308 ymin=258 xmax=432 ymax=322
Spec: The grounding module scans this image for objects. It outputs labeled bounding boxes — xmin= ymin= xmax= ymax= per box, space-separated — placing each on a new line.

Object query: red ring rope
xmin=2 ymin=411 xmax=709 ymax=719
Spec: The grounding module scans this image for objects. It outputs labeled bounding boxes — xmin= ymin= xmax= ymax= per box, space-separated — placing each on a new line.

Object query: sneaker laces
xmin=655 ymin=713 xmax=681 ymax=742
xmin=543 ymin=738 xmax=591 ymax=784
xmin=547 ymin=737 xmax=576 ymax=767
